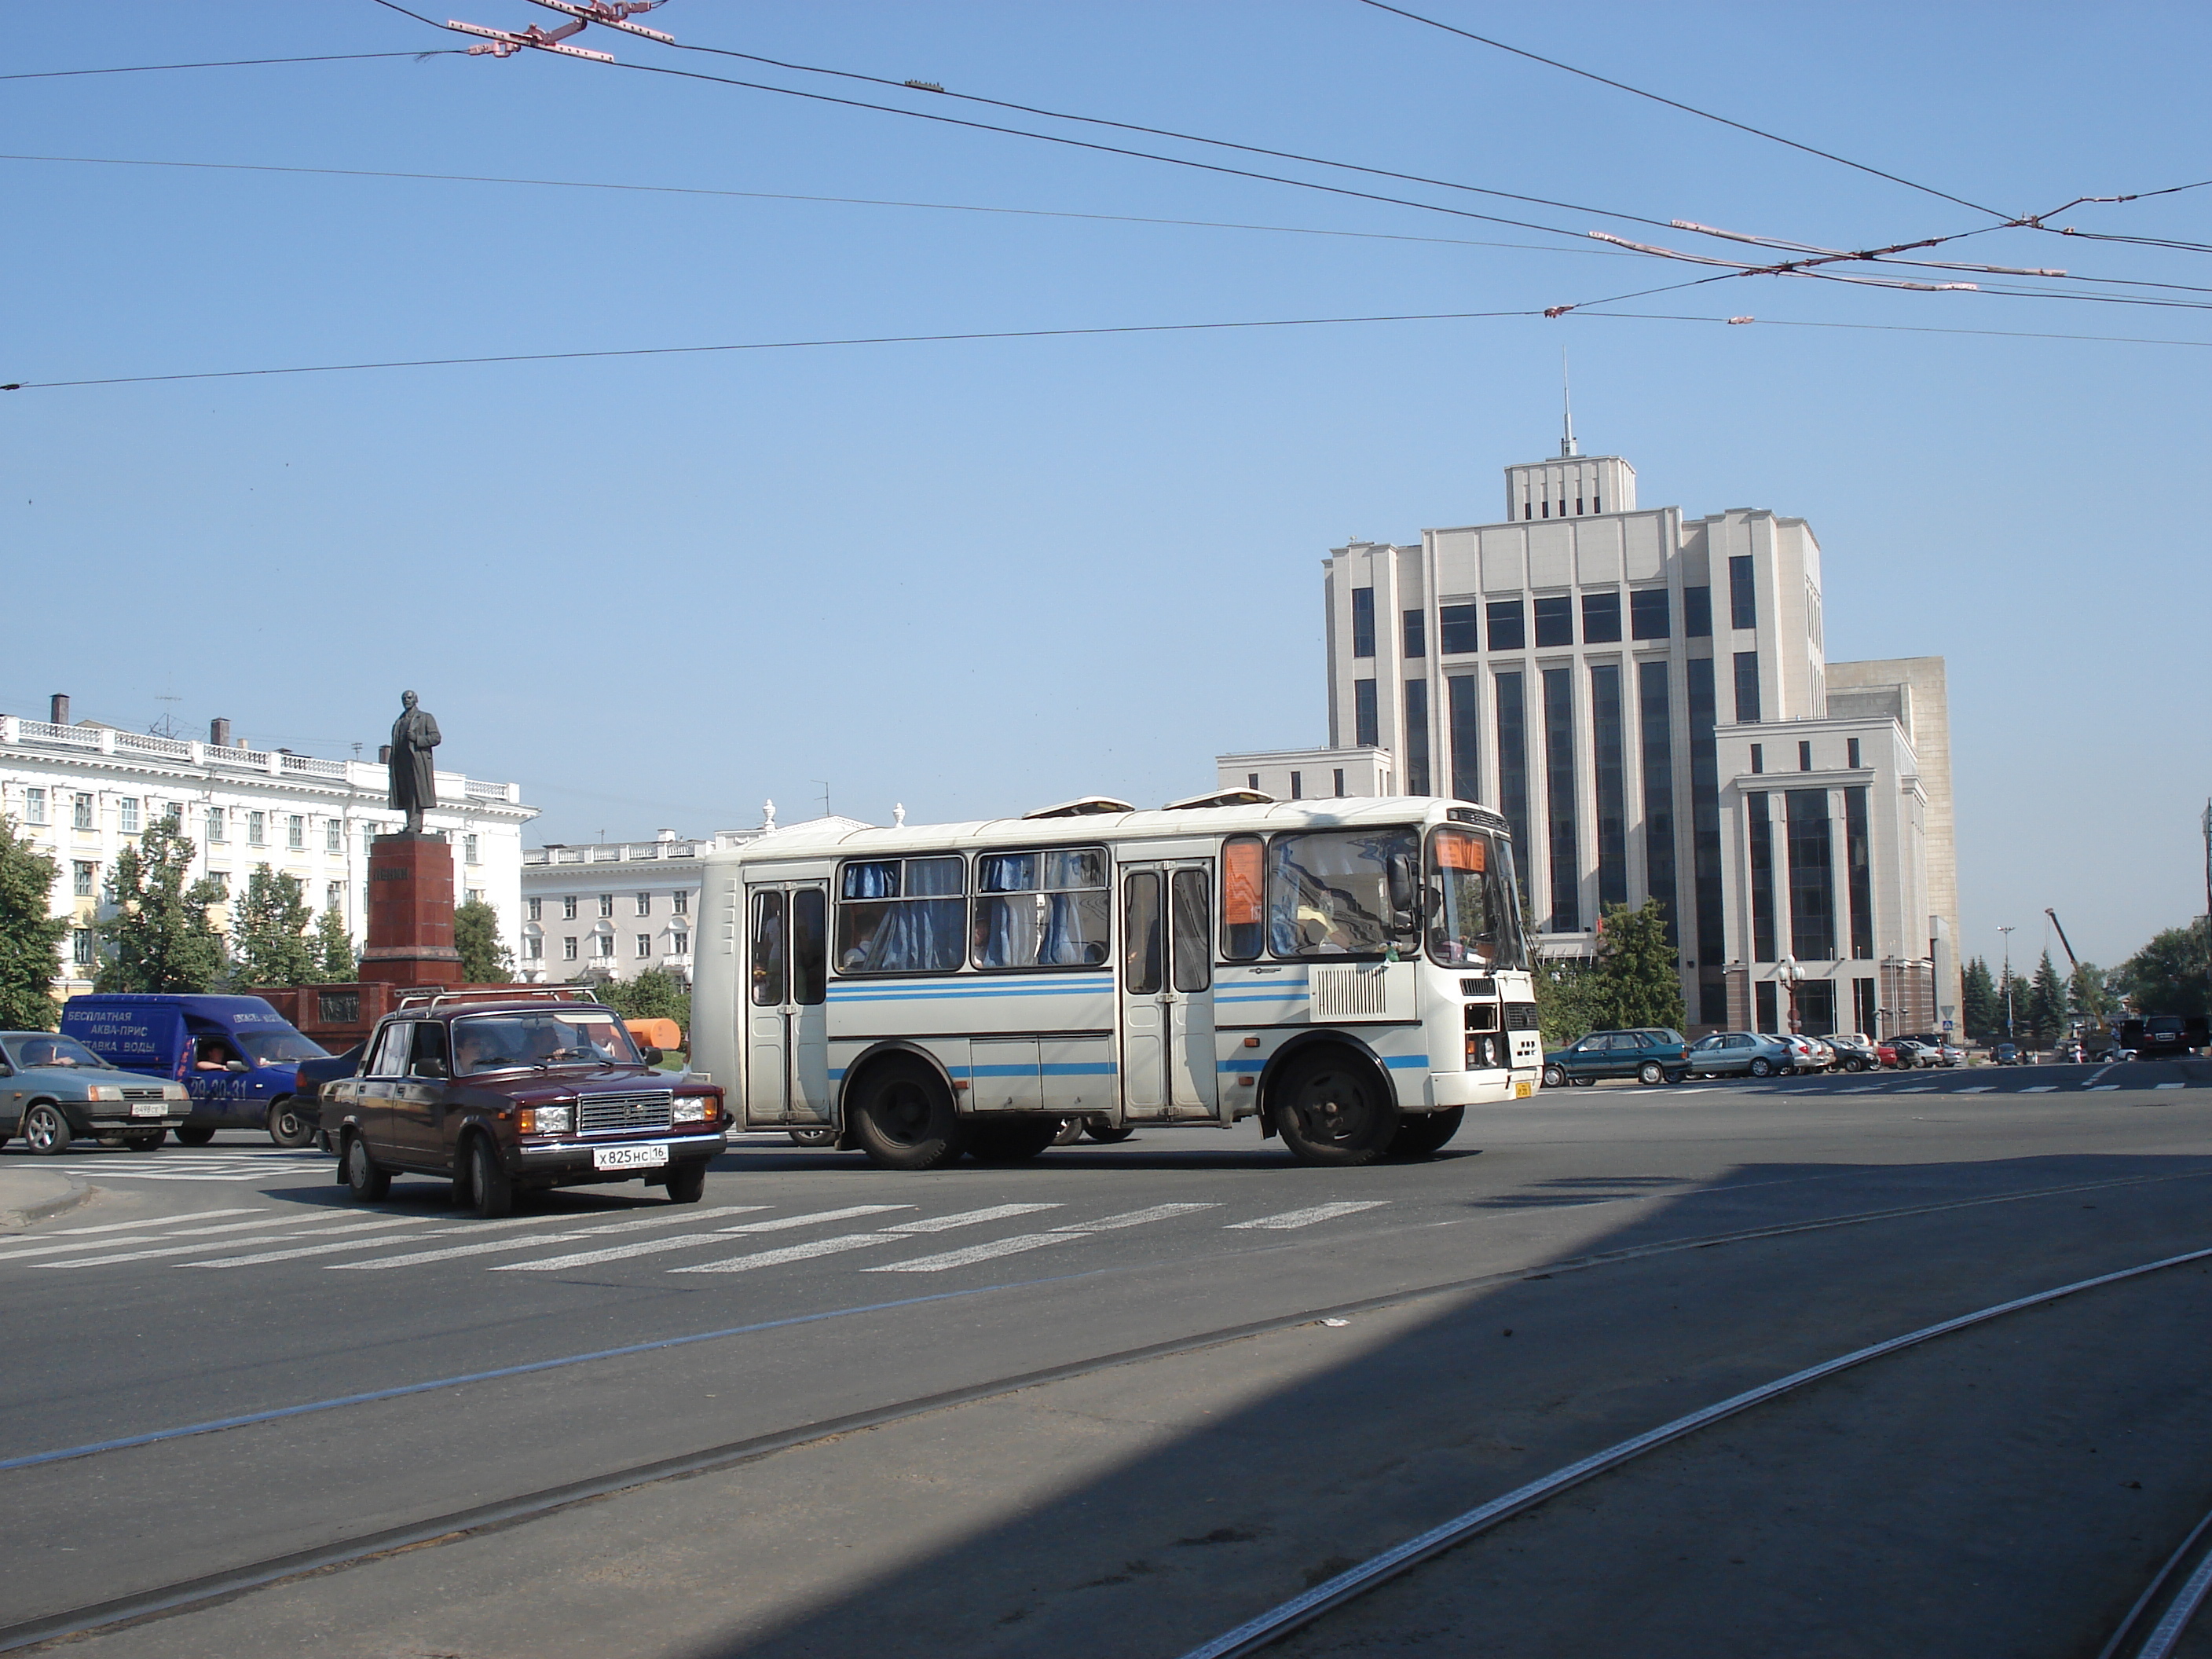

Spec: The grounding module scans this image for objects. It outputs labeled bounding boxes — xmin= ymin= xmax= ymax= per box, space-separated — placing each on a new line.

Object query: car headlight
xmin=672 ymin=1097 xmax=712 ymax=1124
xmin=517 ymin=1104 xmax=572 ymax=1136
xmin=86 ymin=1086 xmax=123 ymax=1102
xmin=163 ymin=1083 xmax=189 ymax=1101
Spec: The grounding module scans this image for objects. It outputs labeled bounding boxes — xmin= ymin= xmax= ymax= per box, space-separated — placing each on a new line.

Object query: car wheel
xmin=23 ymin=1103 xmax=72 ymax=1156
xmin=1386 ymin=1105 xmax=1464 ymax=1159
xmin=467 ymin=1135 xmax=513 ymax=1220
xmin=1053 ymin=1116 xmax=1085 ymax=1145
xmin=1569 ymin=1074 xmax=1595 ymax=1086
xmin=851 ymin=1056 xmax=968 ymax=1171
xmin=1273 ymin=1050 xmax=1398 ymax=1168
xmin=1664 ymin=1071 xmax=1687 ymax=1085
xmin=786 ymin=1127 xmax=837 ymax=1148
xmin=1748 ymin=1057 xmax=1774 ymax=1078
xmin=266 ymin=1097 xmax=317 ymax=1150
xmin=967 ymin=1119 xmax=1061 ymax=1163
xmin=174 ymin=1124 xmax=217 ymax=1147
xmin=1844 ymin=1057 xmax=1864 ymax=1073
xmin=665 ymin=1159 xmax=708 ymax=1203
xmin=342 ymin=1133 xmax=391 ymax=1203
xmin=123 ymin=1130 xmax=166 ymax=1152
xmin=1638 ymin=1061 xmax=1665 ymax=1086
xmin=1541 ymin=1064 xmax=1566 ymax=1090
xmin=1082 ymin=1119 xmax=1135 ymax=1144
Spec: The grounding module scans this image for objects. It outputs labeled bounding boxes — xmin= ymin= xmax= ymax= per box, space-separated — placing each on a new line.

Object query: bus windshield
xmin=1268 ymin=829 xmax=1417 ymax=958
xmin=1426 ymin=826 xmax=1526 ymax=969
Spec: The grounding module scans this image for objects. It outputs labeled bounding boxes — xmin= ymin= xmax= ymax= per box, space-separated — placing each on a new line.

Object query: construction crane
xmin=447 ymin=0 xmax=672 ymax=62
xmin=2045 ymin=908 xmax=2080 ymax=971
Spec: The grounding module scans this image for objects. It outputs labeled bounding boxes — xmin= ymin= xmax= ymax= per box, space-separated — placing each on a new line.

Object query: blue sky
xmin=4 ymin=2 xmax=2207 ymax=970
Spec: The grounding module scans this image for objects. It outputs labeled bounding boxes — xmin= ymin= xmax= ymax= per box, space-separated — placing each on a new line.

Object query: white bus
xmin=690 ymin=793 xmax=1539 ymax=1170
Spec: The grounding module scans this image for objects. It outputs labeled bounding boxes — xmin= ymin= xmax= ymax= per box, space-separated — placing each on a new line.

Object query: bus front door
xmin=1118 ymin=862 xmax=1218 ymax=1120
xmin=745 ymin=884 xmax=830 ymax=1128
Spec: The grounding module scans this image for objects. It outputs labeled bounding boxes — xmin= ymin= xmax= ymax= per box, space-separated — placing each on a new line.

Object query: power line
xmin=0 ymin=49 xmax=460 ymax=82
xmin=1351 ymin=0 xmax=2011 ymax=220
xmin=0 ymin=151 xmax=1637 ymax=258
xmin=1580 ymin=310 xmax=2212 ymax=350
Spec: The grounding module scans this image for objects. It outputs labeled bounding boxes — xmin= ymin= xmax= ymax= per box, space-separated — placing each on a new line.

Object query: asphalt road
xmin=3 ymin=1057 xmax=2209 ymax=1657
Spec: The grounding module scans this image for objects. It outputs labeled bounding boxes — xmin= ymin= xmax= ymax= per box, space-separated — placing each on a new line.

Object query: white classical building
xmin=1220 ymin=434 xmax=1959 ymax=1038
xmin=518 ymin=830 xmax=730 ymax=987
xmin=0 ymin=698 xmax=537 ymax=998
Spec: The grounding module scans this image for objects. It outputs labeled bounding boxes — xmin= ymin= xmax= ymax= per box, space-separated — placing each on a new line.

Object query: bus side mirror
xmin=1386 ymin=852 xmax=1417 ymax=917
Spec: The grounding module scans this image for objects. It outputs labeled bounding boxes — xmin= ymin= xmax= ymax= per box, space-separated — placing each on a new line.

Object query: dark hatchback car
xmin=1540 ymin=1028 xmax=1690 ymax=1089
xmin=321 ymin=995 xmax=728 ymax=1218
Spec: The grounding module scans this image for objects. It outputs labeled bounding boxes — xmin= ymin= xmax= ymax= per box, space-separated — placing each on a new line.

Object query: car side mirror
xmin=639 ymin=1046 xmax=663 ymax=1067
xmin=225 ymin=1060 xmax=250 ymax=1073
xmin=414 ymin=1059 xmax=448 ymax=1079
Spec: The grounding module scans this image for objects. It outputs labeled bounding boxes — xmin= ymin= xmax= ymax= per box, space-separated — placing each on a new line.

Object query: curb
xmin=0 ymin=1173 xmax=91 ymax=1232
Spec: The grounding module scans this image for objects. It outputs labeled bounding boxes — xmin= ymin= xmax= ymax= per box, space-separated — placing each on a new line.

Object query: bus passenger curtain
xmin=974 ymin=850 xmax=1108 ymax=968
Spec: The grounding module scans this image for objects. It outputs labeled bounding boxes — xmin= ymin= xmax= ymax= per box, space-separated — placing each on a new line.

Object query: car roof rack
xmin=395 ymin=986 xmax=602 ymax=1010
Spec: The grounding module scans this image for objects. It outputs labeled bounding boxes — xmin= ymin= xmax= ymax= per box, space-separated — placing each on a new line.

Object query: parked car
xmin=320 ymin=994 xmax=730 ymax=1218
xmin=1827 ymin=1033 xmax=1880 ymax=1072
xmin=0 ymin=1031 xmax=191 ymax=1154
xmin=294 ymin=1042 xmax=365 ymax=1150
xmin=1991 ymin=1042 xmax=2027 ymax=1066
xmin=1683 ymin=1031 xmax=1799 ymax=1079
xmin=1794 ymin=1035 xmax=1837 ymax=1071
xmin=1540 ymin=1028 xmax=1691 ymax=1089
xmin=60 ymin=993 xmax=331 ymax=1148
xmin=1898 ymin=1033 xmax=1963 ymax=1068
xmin=2122 ymin=1014 xmax=2205 ymax=1060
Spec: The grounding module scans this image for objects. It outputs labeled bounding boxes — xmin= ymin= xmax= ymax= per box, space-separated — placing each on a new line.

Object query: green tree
xmin=1533 ymin=956 xmax=1599 ymax=1049
xmin=2116 ymin=917 xmax=2211 ymax=1017
xmin=1961 ymin=956 xmax=1998 ymax=1044
xmin=312 ymin=907 xmax=357 ymax=982
xmin=2024 ymin=950 xmax=2067 ymax=1046
xmin=1583 ymin=899 xmax=1686 ymax=1032
xmin=596 ymin=967 xmax=693 ymax=1043
xmin=229 ymin=866 xmax=317 ymax=988
xmin=453 ymin=896 xmax=513 ymax=983
xmin=0 ymin=817 xmax=69 ymax=1030
xmin=96 ymin=818 xmax=227 ymax=992
xmin=2004 ymin=973 xmax=2031 ymax=1039
xmin=2067 ymin=961 xmax=2117 ymax=1029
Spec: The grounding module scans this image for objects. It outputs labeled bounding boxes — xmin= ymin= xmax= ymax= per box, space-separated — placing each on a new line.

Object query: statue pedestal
xmin=360 ymin=833 xmax=463 ymax=987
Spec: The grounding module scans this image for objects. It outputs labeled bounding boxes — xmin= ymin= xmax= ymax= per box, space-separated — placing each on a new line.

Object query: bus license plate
xmin=1514 ymin=1080 xmax=1533 ymax=1098
xmin=130 ymin=1102 xmax=169 ymax=1118
xmin=593 ymin=1144 xmax=670 ymax=1171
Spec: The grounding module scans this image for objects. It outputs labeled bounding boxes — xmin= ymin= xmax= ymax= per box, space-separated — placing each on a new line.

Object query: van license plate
xmin=1514 ymin=1080 xmax=1533 ymax=1098
xmin=593 ymin=1144 xmax=670 ymax=1170
xmin=130 ymin=1103 xmax=169 ymax=1118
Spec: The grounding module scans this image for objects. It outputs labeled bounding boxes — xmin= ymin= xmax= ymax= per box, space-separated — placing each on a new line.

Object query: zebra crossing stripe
xmin=668 ymin=1233 xmax=896 ymax=1274
xmin=331 ymin=1233 xmax=599 ymax=1269
xmin=712 ymin=1206 xmax=912 ymax=1233
xmin=2157 ymin=1082 xmax=2185 ymax=1090
xmin=863 ymin=1232 xmax=1079 ymax=1273
xmin=2023 ymin=1086 xmax=2057 ymax=1093
xmin=1955 ymin=1086 xmax=1994 ymax=1094
xmin=1046 ymin=1203 xmax=1218 ymax=1232
xmin=2089 ymin=1085 xmax=2120 ymax=1090
xmin=1 ymin=1210 xmax=340 ymax=1263
xmin=47 ymin=1208 xmax=262 ymax=1236
xmin=44 ymin=1217 xmax=429 ymax=1269
xmin=493 ymin=1232 xmax=727 ymax=1272
xmin=884 ymin=1203 xmax=1061 ymax=1233
xmin=1227 ymin=1201 xmax=1390 ymax=1230
xmin=328 ymin=1204 xmax=775 ymax=1269
xmin=175 ymin=1228 xmax=449 ymax=1269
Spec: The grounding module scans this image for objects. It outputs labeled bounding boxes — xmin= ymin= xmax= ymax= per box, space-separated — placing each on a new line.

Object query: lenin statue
xmin=388 ymin=690 xmax=441 ymax=835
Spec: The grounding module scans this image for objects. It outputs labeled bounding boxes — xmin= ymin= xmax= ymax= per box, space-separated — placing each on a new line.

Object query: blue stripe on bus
xmin=1381 ymin=1054 xmax=1429 ymax=1069
xmin=824 ymin=1061 xmax=1120 ymax=1082
xmin=827 ymin=983 xmax=1114 ymax=1003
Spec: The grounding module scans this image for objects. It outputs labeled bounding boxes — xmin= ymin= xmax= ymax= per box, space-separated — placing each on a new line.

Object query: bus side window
xmin=792 ymin=889 xmax=826 ymax=1006
xmin=1171 ymin=868 xmax=1211 ymax=993
xmin=750 ymin=891 xmax=787 ymax=1007
xmin=1123 ymin=871 xmax=1163 ymax=995
xmin=1221 ymin=837 xmax=1263 ymax=961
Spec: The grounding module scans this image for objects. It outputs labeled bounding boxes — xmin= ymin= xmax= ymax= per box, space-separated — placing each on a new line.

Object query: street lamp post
xmin=1998 ymin=925 xmax=2016 ymax=1046
xmin=1778 ymin=954 xmax=1804 ymax=1035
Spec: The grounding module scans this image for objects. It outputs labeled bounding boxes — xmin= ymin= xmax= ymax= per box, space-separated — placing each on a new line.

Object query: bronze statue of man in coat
xmin=388 ymin=690 xmax=441 ymax=835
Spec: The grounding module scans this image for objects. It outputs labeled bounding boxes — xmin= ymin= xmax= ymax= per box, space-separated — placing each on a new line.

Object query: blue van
xmin=60 ymin=994 xmax=330 ymax=1148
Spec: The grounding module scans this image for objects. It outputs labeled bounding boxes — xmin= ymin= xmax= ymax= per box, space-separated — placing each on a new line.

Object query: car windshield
xmin=1267 ymin=828 xmax=1416 ymax=958
xmin=235 ymin=1029 xmax=328 ymax=1064
xmin=449 ymin=1010 xmax=641 ymax=1075
xmin=1425 ymin=826 xmax=1528 ymax=970
xmin=6 ymin=1035 xmax=104 ymax=1069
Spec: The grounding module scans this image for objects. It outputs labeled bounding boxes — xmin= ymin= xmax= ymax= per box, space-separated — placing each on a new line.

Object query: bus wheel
xmin=1082 ymin=1119 xmax=1135 ymax=1144
xmin=1275 ymin=1052 xmax=1398 ymax=1168
xmin=851 ymin=1057 xmax=968 ymax=1171
xmin=786 ymin=1127 xmax=837 ymax=1148
xmin=1386 ymin=1106 xmax=1463 ymax=1159
xmin=267 ymin=1097 xmax=317 ymax=1150
xmin=968 ymin=1119 xmax=1060 ymax=1163
xmin=175 ymin=1125 xmax=217 ymax=1147
xmin=1053 ymin=1117 xmax=1084 ymax=1145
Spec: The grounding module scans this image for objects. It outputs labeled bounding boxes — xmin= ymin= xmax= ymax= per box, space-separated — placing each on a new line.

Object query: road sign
xmin=1942 ymin=1020 xmax=1954 ymax=1031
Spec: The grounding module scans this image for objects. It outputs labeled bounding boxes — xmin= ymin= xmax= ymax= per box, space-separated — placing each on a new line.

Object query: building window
xmin=1798 ymin=980 xmax=1838 ymax=1038
xmin=119 ymin=797 xmax=140 ymax=834
xmin=24 ymin=789 xmax=46 ymax=826
xmin=1350 ymin=587 xmax=1376 ymax=658
xmin=1353 ymin=679 xmax=1379 ymax=749
xmin=467 ymin=888 xmax=484 ymax=906
xmin=207 ymin=870 xmax=229 ymax=893
xmin=1683 ymin=586 xmax=1713 ymax=638
xmin=1289 ymin=771 xmax=1303 ymax=799
xmin=1580 ymin=591 xmax=1622 ymax=644
xmin=637 ymin=933 xmax=652 ymax=958
xmin=672 ymin=889 xmax=688 ymax=915
xmin=1333 ymin=767 xmax=1346 ymax=797
xmin=1786 ymin=789 xmax=1836 ymax=961
xmin=672 ymin=932 xmax=688 ymax=955
xmin=72 ymin=793 xmax=93 ymax=830
xmin=327 ymin=820 xmax=342 ymax=854
xmin=1639 ymin=661 xmax=1678 ymax=947
xmin=1729 ymin=555 xmax=1757 ymax=630
xmin=1486 ymin=600 xmax=1526 ymax=652
xmin=528 ymin=897 xmax=543 ymax=921
xmin=1748 ymin=793 xmax=1777 ymax=962
xmin=562 ymin=895 xmax=578 ymax=921
xmin=1494 ymin=671 xmax=1530 ymax=870
xmin=595 ymin=934 xmax=614 ymax=958
xmin=1542 ymin=666 xmax=1579 ymax=932
xmin=527 ymin=936 xmax=544 ymax=960
xmin=1404 ymin=681 xmax=1430 ymax=795
xmin=1447 ymin=674 xmax=1479 ymax=804
xmin=1248 ymin=772 xmax=1260 ymax=790
xmin=1533 ymin=595 xmax=1574 ymax=649
xmin=1591 ymin=664 xmax=1627 ymax=912
xmin=248 ymin=811 xmax=266 ymax=847
xmin=635 ymin=892 xmax=651 ymax=916
xmin=327 ymin=881 xmax=344 ymax=910
xmin=1440 ymin=603 xmax=1478 ymax=655
xmin=599 ymin=894 xmax=614 ymax=917
xmin=287 ymin=815 xmax=305 ymax=851
xmin=206 ymin=808 xmax=225 ymax=844
xmin=167 ymin=801 xmax=182 ymax=825
xmin=1853 ymin=976 xmax=1877 ymax=1035
xmin=463 ymin=833 xmax=479 ymax=865
xmin=563 ymin=936 xmax=578 ymax=961
xmin=1756 ymin=980 xmax=1778 ymax=1031
xmin=1402 ymin=609 xmax=1426 ymax=659
xmin=1750 ymin=744 xmax=1764 ymax=774
xmin=1733 ymin=652 xmax=1762 ymax=723
xmin=73 ymin=861 xmax=96 ymax=898
xmin=72 ymin=928 xmax=95 ymax=969
xmin=1845 ymin=787 xmax=1874 ymax=961
xmin=1799 ymin=741 xmax=1813 ymax=772
xmin=1629 ymin=589 xmax=1670 ymax=640
xmin=1848 ymin=738 xmax=1862 ymax=770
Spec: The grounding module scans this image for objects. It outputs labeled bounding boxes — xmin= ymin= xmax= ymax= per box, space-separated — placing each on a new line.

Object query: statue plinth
xmin=359 ymin=833 xmax=463 ymax=987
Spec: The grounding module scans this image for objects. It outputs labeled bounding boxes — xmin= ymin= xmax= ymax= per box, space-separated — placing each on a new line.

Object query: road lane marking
xmin=1046 ymin=1203 xmax=1218 ymax=1232
xmin=885 ymin=1203 xmax=1062 ymax=1233
xmin=1227 ymin=1202 xmax=1391 ymax=1230
xmin=36 ymin=1216 xmax=428 ymax=1268
xmin=327 ymin=1205 xmax=777 ymax=1269
xmin=2022 ymin=1086 xmax=2057 ymax=1093
xmin=169 ymin=1226 xmax=445 ymax=1268
xmin=0 ymin=1210 xmax=346 ymax=1262
xmin=493 ymin=1232 xmax=728 ymax=1271
xmin=862 ymin=1232 xmax=1079 ymax=1272
xmin=1954 ymin=1086 xmax=1994 ymax=1093
xmin=2157 ymin=1082 xmax=2185 ymax=1090
xmin=328 ymin=1234 xmax=599 ymax=1269
xmin=669 ymin=1234 xmax=896 ymax=1273
xmin=2089 ymin=1085 xmax=2119 ymax=1090
xmin=47 ymin=1208 xmax=262 ymax=1235
xmin=713 ymin=1205 xmax=911 ymax=1233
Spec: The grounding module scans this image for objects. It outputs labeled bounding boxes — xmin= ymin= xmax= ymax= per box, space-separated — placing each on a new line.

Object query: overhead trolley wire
xmin=0 ymin=49 xmax=460 ymax=82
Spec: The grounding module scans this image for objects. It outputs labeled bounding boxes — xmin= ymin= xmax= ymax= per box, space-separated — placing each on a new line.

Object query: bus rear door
xmin=745 ymin=883 xmax=830 ymax=1128
xmin=1118 ymin=862 xmax=1218 ymax=1121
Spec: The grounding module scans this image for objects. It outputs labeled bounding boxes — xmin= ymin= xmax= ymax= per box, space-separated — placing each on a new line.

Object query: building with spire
xmin=1218 ymin=432 xmax=1958 ymax=1038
